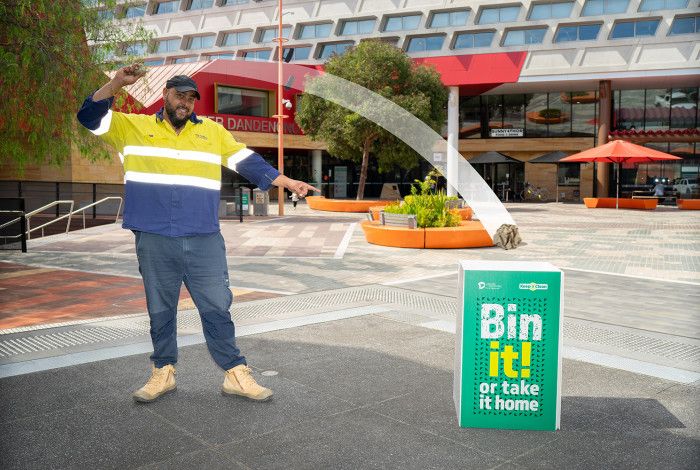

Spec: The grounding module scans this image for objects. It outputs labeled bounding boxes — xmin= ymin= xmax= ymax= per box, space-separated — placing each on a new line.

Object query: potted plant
xmin=382 ymin=176 xmax=462 ymax=228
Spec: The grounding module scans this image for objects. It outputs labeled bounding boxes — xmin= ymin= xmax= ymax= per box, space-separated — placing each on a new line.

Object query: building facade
xmin=2 ymin=0 xmax=699 ymax=204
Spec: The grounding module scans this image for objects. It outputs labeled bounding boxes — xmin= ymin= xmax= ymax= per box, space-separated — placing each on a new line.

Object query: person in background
xmin=77 ymin=63 xmax=319 ymax=404
xmin=653 ymin=180 xmax=666 ymax=200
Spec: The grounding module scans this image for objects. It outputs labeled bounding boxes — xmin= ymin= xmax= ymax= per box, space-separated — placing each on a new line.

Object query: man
xmin=77 ymin=64 xmax=318 ymax=403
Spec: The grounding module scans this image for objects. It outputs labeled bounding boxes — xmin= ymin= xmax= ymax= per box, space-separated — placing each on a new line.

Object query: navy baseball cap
xmin=165 ymin=75 xmax=200 ymax=99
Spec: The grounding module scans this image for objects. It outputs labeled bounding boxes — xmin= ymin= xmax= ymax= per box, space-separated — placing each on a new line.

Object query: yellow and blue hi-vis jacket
xmin=77 ymin=94 xmax=279 ymax=237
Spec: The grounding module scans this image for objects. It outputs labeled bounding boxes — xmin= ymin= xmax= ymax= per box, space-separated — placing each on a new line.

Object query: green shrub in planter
xmin=383 ymin=177 xmax=461 ymax=228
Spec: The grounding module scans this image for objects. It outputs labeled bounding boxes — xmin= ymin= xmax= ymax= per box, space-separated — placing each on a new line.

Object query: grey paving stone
xmin=498 ymin=427 xmax=700 ymax=470
xmin=0 ymin=402 xmax=204 ymax=470
xmin=220 ymin=407 xmax=501 ymax=470
xmin=561 ymin=358 xmax=674 ymax=397
xmin=0 ymin=354 xmax=154 ymax=424
xmin=136 ymin=448 xmax=248 ymax=470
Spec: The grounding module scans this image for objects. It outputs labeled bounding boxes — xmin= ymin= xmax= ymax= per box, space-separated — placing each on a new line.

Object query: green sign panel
xmin=454 ymin=261 xmax=563 ymax=431
xmin=241 ymin=194 xmax=249 ymax=210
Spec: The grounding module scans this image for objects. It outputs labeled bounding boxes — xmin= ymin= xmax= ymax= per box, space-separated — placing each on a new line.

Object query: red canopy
xmin=560 ymin=140 xmax=682 ymax=164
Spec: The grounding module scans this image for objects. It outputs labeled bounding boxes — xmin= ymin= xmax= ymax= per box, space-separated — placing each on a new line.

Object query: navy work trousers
xmin=134 ymin=231 xmax=246 ymax=370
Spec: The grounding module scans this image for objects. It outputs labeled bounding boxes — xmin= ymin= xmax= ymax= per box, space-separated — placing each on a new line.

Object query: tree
xmin=0 ymin=0 xmax=151 ymax=171
xmin=295 ymin=41 xmax=447 ymax=200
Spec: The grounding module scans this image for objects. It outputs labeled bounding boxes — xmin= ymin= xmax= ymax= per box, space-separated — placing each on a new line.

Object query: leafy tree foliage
xmin=0 ymin=0 xmax=151 ymax=171
xmin=295 ymin=40 xmax=447 ymax=200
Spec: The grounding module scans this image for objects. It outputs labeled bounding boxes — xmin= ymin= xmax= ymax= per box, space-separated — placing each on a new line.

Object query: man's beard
xmin=164 ymin=100 xmax=191 ymax=129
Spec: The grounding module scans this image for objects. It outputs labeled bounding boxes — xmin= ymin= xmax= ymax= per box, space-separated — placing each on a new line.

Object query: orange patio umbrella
xmin=560 ymin=140 xmax=682 ymax=209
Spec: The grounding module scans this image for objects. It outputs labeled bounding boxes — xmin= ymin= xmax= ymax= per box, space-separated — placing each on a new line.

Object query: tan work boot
xmin=132 ymin=364 xmax=176 ymax=403
xmin=222 ymin=365 xmax=273 ymax=401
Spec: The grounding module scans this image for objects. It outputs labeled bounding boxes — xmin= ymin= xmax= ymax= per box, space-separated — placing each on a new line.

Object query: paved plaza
xmin=0 ymin=201 xmax=698 ymax=469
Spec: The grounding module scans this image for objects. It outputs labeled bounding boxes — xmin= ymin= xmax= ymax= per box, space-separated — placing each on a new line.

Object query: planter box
xmin=360 ymin=220 xmax=493 ymax=249
xmin=677 ymin=199 xmax=700 ymax=210
xmin=584 ymin=198 xmax=657 ymax=210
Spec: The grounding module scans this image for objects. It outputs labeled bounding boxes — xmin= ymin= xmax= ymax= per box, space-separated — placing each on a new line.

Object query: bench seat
xmin=677 ymin=199 xmax=700 ymax=210
xmin=583 ymin=198 xmax=657 ymax=210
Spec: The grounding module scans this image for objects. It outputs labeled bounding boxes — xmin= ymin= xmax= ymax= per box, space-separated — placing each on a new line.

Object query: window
xmin=558 ymin=163 xmax=580 ymax=186
xmin=406 ymin=35 xmax=445 ymax=52
xmin=223 ymin=31 xmax=251 ymax=46
xmin=156 ymin=38 xmax=181 ymax=53
xmin=639 ymin=0 xmax=688 ymax=11
xmin=173 ymin=56 xmax=197 ymax=63
xmin=125 ymin=42 xmax=147 ymax=56
xmin=318 ymin=42 xmax=353 ymax=59
xmin=124 ymin=4 xmax=146 ymax=18
xmin=97 ymin=9 xmax=114 ymax=20
xmin=503 ymin=28 xmax=547 ymax=46
xmin=554 ymin=23 xmax=601 ymax=42
xmin=153 ymin=1 xmax=180 ymax=14
xmin=528 ymin=2 xmax=574 ymax=20
xmin=669 ymin=15 xmax=700 ymax=35
xmin=188 ymin=36 xmax=215 ymax=50
xmin=299 ymin=23 xmax=332 ymax=39
xmin=610 ymin=19 xmax=660 ymax=39
xmin=217 ymin=85 xmax=269 ymax=117
xmin=581 ymin=0 xmax=629 ymax=16
xmin=340 ymin=19 xmax=376 ymax=35
xmin=282 ymin=47 xmax=311 ymax=61
xmin=207 ymin=53 xmax=235 ymax=60
xmin=259 ymin=26 xmax=291 ymax=43
xmin=144 ymin=58 xmax=165 ymax=66
xmin=187 ymin=0 xmax=214 ymax=11
xmin=430 ymin=10 xmax=469 ymax=28
xmin=454 ymin=31 xmax=495 ymax=49
xmin=223 ymin=0 xmax=248 ymax=5
xmin=384 ymin=14 xmax=421 ymax=32
xmin=478 ymin=6 xmax=520 ymax=25
xmin=243 ymin=50 xmax=271 ymax=61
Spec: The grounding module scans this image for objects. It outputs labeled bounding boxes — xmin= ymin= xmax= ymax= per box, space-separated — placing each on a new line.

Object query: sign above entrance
xmin=490 ymin=128 xmax=524 ymax=138
xmin=199 ymin=113 xmax=302 ymax=135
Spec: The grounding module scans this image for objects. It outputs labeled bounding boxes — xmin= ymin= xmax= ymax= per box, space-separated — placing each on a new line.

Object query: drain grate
xmin=563 ymin=321 xmax=700 ymax=365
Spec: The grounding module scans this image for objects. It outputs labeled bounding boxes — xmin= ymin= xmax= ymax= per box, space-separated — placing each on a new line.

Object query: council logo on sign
xmin=478 ymin=281 xmax=502 ymax=290
xmin=519 ymin=282 xmax=549 ymax=291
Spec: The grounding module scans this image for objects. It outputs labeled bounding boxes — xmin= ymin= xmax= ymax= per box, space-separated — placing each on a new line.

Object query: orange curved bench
xmin=424 ymin=221 xmax=493 ymax=249
xmin=584 ymin=198 xmax=657 ymax=210
xmin=361 ymin=220 xmax=425 ymax=248
xmin=360 ymin=220 xmax=493 ymax=249
xmin=306 ymin=196 xmax=395 ymax=213
xmin=677 ymin=199 xmax=700 ymax=210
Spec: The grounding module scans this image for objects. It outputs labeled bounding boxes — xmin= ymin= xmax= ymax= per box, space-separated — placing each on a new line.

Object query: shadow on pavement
xmin=1 ymin=324 xmax=697 ymax=470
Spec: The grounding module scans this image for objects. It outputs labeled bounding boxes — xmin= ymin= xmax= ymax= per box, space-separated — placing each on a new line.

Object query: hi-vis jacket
xmin=77 ymin=94 xmax=279 ymax=237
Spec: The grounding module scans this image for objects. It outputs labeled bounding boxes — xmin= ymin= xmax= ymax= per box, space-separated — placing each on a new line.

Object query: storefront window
xmin=570 ymin=91 xmax=597 ymax=137
xmin=525 ymin=93 xmax=548 ymax=137
xmin=216 ymin=85 xmax=269 ymax=117
xmin=645 ymin=89 xmax=670 ymax=131
xmin=459 ymin=96 xmax=482 ymax=138
xmin=503 ymin=94 xmax=525 ymax=132
xmin=670 ymin=87 xmax=698 ymax=129
xmin=558 ymin=163 xmax=580 ymax=186
xmin=615 ymin=89 xmax=645 ymax=130
xmin=485 ymin=95 xmax=503 ymax=134
xmin=547 ymin=92 xmax=570 ymax=136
